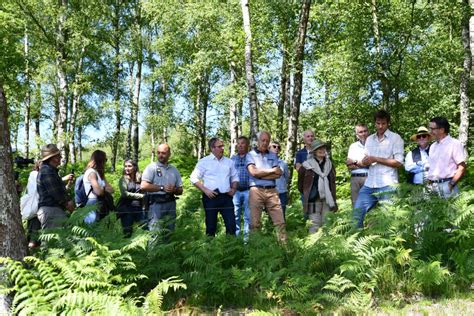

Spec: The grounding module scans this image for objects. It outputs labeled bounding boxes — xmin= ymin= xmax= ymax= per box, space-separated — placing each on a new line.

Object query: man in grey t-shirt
xmin=141 ymin=144 xmax=183 ymax=231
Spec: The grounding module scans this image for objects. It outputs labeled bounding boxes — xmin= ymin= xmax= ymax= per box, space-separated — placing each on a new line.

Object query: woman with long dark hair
xmin=117 ymin=160 xmax=145 ymax=236
xmin=83 ymin=150 xmax=114 ymax=223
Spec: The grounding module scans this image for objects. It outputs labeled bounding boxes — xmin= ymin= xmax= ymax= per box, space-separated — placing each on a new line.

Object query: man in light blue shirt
xmin=247 ymin=131 xmax=287 ymax=243
xmin=270 ymin=141 xmax=289 ymax=219
xmin=231 ymin=136 xmax=251 ymax=237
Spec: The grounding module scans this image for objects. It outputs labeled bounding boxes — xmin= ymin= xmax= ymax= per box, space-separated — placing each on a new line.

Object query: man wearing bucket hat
xmin=37 ymin=144 xmax=75 ymax=229
xmin=427 ymin=117 xmax=467 ymax=198
xmin=353 ymin=110 xmax=404 ymax=228
xmin=404 ymin=127 xmax=431 ymax=185
xmin=298 ymin=139 xmax=337 ymax=233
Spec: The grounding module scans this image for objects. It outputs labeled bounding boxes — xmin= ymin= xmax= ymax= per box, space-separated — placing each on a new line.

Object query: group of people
xmin=347 ymin=110 xmax=467 ymax=228
xmin=23 ymin=109 xmax=467 ymax=247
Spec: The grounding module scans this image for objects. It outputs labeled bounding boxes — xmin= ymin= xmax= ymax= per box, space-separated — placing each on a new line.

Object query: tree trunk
xmin=241 ymin=0 xmax=259 ymax=143
xmin=68 ymin=49 xmax=85 ymax=164
xmin=277 ymin=43 xmax=289 ymax=143
xmin=0 ymin=82 xmax=28 ymax=314
xmin=459 ymin=0 xmax=472 ymax=146
xmin=77 ymin=125 xmax=83 ymax=162
xmin=285 ymin=0 xmax=311 ymax=167
xmin=132 ymin=60 xmax=141 ymax=163
xmin=24 ymin=30 xmax=31 ymax=159
xmin=56 ymin=0 xmax=69 ymax=166
xmin=110 ymin=0 xmax=122 ymax=171
xmin=194 ymin=73 xmax=209 ymax=159
xmin=229 ymin=62 xmax=239 ymax=156
xmin=370 ymin=0 xmax=390 ymax=110
xmin=126 ymin=63 xmax=135 ymax=160
xmin=33 ymin=83 xmax=41 ymax=149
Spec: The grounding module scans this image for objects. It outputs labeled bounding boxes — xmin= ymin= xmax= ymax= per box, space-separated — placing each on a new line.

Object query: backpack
xmin=20 ymin=171 xmax=39 ymax=220
xmin=75 ymin=175 xmax=93 ymax=208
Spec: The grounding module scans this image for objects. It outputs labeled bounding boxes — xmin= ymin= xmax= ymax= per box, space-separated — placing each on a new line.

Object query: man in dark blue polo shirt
xmin=294 ymin=129 xmax=314 ymax=172
xmin=247 ymin=131 xmax=287 ymax=243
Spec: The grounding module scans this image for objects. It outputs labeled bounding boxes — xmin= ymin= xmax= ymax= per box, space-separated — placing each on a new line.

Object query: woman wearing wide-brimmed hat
xmin=298 ymin=139 xmax=337 ymax=233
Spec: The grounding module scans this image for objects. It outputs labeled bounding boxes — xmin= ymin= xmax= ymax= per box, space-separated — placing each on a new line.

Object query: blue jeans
xmin=279 ymin=192 xmax=288 ymax=220
xmin=233 ymin=190 xmax=250 ymax=236
xmin=353 ymin=185 xmax=394 ymax=228
xmin=202 ymin=193 xmax=236 ymax=236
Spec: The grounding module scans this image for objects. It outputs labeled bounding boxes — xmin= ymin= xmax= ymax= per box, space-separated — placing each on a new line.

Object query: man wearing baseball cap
xmin=37 ymin=144 xmax=75 ymax=229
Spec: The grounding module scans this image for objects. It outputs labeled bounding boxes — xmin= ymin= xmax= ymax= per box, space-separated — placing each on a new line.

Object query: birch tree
xmin=459 ymin=0 xmax=472 ymax=146
xmin=285 ymin=0 xmax=311 ymax=164
xmin=241 ymin=0 xmax=259 ymax=143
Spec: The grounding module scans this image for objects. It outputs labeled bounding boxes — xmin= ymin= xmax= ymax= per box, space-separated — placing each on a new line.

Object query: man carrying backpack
xmin=404 ymin=126 xmax=431 ymax=185
xmin=37 ymin=144 xmax=75 ymax=229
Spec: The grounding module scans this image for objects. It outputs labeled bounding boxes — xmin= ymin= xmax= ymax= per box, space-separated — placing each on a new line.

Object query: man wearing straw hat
xmin=37 ymin=144 xmax=75 ymax=229
xmin=404 ymin=127 xmax=431 ymax=185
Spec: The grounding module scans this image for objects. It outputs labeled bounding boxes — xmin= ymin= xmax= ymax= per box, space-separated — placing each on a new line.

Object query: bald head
xmin=302 ymin=129 xmax=314 ymax=147
xmin=157 ymin=143 xmax=171 ymax=164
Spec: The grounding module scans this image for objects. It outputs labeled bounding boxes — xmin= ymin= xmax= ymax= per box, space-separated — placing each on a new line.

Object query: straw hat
xmin=410 ymin=126 xmax=432 ymax=141
xmin=40 ymin=144 xmax=61 ymax=161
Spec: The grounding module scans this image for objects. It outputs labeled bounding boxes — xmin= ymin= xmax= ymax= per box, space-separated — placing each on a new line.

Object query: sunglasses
xmin=416 ymin=134 xmax=428 ymax=139
xmin=271 ymin=145 xmax=281 ymax=149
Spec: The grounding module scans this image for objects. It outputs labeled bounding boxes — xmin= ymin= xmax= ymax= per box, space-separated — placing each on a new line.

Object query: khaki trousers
xmin=350 ymin=176 xmax=367 ymax=207
xmin=307 ymin=199 xmax=330 ymax=233
xmin=249 ymin=187 xmax=287 ymax=243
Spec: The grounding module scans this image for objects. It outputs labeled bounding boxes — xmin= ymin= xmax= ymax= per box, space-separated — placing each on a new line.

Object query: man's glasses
xmin=416 ymin=134 xmax=428 ymax=139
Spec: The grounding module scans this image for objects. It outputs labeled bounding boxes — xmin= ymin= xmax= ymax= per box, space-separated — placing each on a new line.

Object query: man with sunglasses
xmin=427 ymin=117 xmax=467 ymax=198
xmin=404 ymin=127 xmax=431 ymax=185
xmin=269 ymin=141 xmax=290 ymax=219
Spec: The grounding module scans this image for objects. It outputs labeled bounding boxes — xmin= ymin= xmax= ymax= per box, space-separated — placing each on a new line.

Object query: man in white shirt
xmin=346 ymin=124 xmax=369 ymax=207
xmin=190 ymin=137 xmax=239 ymax=236
xmin=353 ymin=110 xmax=404 ymax=228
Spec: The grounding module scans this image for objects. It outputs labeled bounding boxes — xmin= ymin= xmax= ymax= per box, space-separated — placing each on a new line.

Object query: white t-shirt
xmin=84 ymin=168 xmax=105 ymax=200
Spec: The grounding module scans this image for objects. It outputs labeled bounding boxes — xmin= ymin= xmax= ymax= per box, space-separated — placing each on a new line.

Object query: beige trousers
xmin=350 ymin=176 xmax=367 ymax=207
xmin=249 ymin=187 xmax=287 ymax=243
xmin=307 ymin=199 xmax=330 ymax=233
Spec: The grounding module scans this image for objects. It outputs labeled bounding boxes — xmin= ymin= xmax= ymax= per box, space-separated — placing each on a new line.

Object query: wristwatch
xmin=160 ymin=185 xmax=164 ymax=191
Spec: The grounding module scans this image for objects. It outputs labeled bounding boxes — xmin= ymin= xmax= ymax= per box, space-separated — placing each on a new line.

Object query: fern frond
xmin=323 ymin=274 xmax=356 ymax=293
